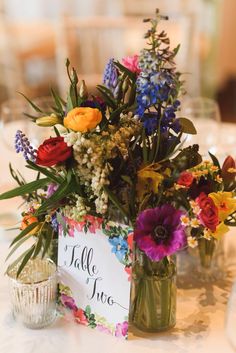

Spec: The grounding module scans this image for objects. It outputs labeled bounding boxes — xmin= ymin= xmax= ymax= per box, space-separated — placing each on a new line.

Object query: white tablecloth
xmin=0 ymin=227 xmax=236 ymax=353
xmin=1 ymin=121 xmax=236 ymax=352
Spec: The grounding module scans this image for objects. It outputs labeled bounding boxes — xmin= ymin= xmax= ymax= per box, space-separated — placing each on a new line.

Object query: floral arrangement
xmin=177 ymin=158 xmax=236 ymax=247
xmin=1 ymin=9 xmax=236 ymax=288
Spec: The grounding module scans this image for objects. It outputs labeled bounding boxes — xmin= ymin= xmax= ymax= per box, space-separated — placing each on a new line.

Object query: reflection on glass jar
xmin=7 ymin=257 xmax=57 ymax=329
xmin=130 ymin=246 xmax=176 ymax=332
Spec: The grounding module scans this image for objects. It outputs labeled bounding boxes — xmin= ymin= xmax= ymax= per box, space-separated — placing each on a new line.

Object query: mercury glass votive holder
xmin=7 ymin=258 xmax=57 ymax=329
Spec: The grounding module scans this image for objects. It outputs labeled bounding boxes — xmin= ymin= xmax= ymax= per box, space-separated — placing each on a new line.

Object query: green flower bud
xmin=36 ymin=113 xmax=62 ymax=127
xmin=79 ymin=80 xmax=88 ymax=99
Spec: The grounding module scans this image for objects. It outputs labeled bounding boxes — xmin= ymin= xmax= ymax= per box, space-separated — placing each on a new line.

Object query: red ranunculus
xmin=177 ymin=171 xmax=194 ymax=187
xmin=196 ymin=192 xmax=219 ymax=231
xmin=36 ymin=137 xmax=72 ymax=167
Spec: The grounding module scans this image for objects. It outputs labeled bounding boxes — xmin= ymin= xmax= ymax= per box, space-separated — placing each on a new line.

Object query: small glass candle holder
xmin=7 ymin=258 xmax=57 ymax=329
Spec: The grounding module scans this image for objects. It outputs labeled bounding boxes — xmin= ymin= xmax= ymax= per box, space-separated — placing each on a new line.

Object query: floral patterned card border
xmin=57 ymin=214 xmax=133 ymax=339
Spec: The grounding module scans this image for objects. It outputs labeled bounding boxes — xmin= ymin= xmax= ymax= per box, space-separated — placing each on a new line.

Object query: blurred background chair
xmin=0 ymin=0 xmax=58 ymax=100
xmin=55 ymin=15 xmax=146 ymax=95
xmin=0 ymin=0 xmax=236 ymax=123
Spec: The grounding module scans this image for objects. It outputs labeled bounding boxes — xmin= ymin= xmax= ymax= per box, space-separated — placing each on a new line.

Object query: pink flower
xmin=115 ymin=321 xmax=129 ymax=337
xmin=96 ymin=324 xmax=112 ymax=335
xmin=122 ymin=55 xmax=140 ymax=74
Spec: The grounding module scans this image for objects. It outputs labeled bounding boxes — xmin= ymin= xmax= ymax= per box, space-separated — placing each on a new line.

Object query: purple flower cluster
xmin=141 ymin=101 xmax=181 ymax=136
xmin=15 ymin=130 xmax=37 ymax=162
xmin=51 ymin=213 xmax=59 ymax=232
xmin=134 ymin=204 xmax=187 ymax=261
xmin=103 ymin=58 xmax=119 ymax=98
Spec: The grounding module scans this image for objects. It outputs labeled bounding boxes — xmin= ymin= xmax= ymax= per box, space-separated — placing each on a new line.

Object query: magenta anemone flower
xmin=134 ymin=204 xmax=187 ymax=261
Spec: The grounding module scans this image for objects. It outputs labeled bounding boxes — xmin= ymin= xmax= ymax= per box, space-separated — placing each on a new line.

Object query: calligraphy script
xmin=64 ymin=244 xmax=128 ymax=310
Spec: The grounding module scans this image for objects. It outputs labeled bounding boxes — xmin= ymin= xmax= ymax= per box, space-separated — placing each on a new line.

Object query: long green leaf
xmin=17 ymin=246 xmax=35 ymax=277
xmin=6 ymin=234 xmax=33 ymax=261
xmin=33 ymin=231 xmax=44 ymax=258
xmin=41 ymin=229 xmax=54 ymax=258
xmin=18 ymin=92 xmax=43 ymax=113
xmin=35 ymin=177 xmax=76 ymax=215
xmin=0 ymin=178 xmax=49 ymax=200
xmin=209 ymin=151 xmax=221 ymax=169
xmin=6 ymin=248 xmax=30 ymax=275
xmin=54 ymin=126 xmax=61 ymax=137
xmin=10 ymin=222 xmax=40 ymax=247
xmin=96 ymin=86 xmax=117 ymax=109
xmin=51 ymin=88 xmax=64 ymax=115
xmin=141 ymin=128 xmax=148 ymax=163
xmin=114 ymin=61 xmax=136 ymax=81
xmin=103 ymin=186 xmax=130 ymax=220
xmin=109 ymin=103 xmax=129 ymax=123
xmin=26 ymin=160 xmax=62 ymax=183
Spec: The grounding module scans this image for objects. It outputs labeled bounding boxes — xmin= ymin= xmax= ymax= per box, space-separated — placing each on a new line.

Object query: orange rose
xmin=21 ymin=214 xmax=39 ymax=235
xmin=64 ymin=107 xmax=102 ymax=132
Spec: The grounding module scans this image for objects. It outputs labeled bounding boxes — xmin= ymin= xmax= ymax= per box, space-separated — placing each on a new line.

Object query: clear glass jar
xmin=189 ymin=237 xmax=225 ymax=282
xmin=130 ymin=246 xmax=176 ymax=332
xmin=7 ymin=258 xmax=57 ymax=329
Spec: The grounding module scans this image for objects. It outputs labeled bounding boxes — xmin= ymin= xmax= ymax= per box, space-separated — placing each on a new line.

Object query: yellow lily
xmin=211 ymin=222 xmax=229 ymax=240
xmin=209 ymin=191 xmax=236 ymax=221
xmin=137 ymin=164 xmax=170 ymax=202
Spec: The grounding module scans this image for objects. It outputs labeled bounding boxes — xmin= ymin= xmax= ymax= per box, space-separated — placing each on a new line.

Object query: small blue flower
xmin=14 ymin=130 xmax=37 ymax=162
xmin=103 ymin=58 xmax=119 ymax=97
xmin=51 ymin=214 xmax=59 ymax=232
xmin=108 ymin=236 xmax=128 ymax=264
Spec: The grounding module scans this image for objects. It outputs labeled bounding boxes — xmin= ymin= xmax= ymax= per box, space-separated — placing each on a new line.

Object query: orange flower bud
xmin=222 ymin=156 xmax=236 ymax=182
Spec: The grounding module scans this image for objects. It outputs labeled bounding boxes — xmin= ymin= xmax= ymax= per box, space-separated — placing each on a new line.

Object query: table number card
xmin=58 ymin=215 xmax=133 ymax=339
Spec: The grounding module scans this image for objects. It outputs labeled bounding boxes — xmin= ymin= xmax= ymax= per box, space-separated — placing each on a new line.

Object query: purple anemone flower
xmin=134 ymin=204 xmax=187 ymax=261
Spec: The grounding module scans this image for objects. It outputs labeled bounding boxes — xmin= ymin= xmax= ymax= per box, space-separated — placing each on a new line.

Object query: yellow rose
xmin=64 ymin=107 xmax=102 ymax=132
